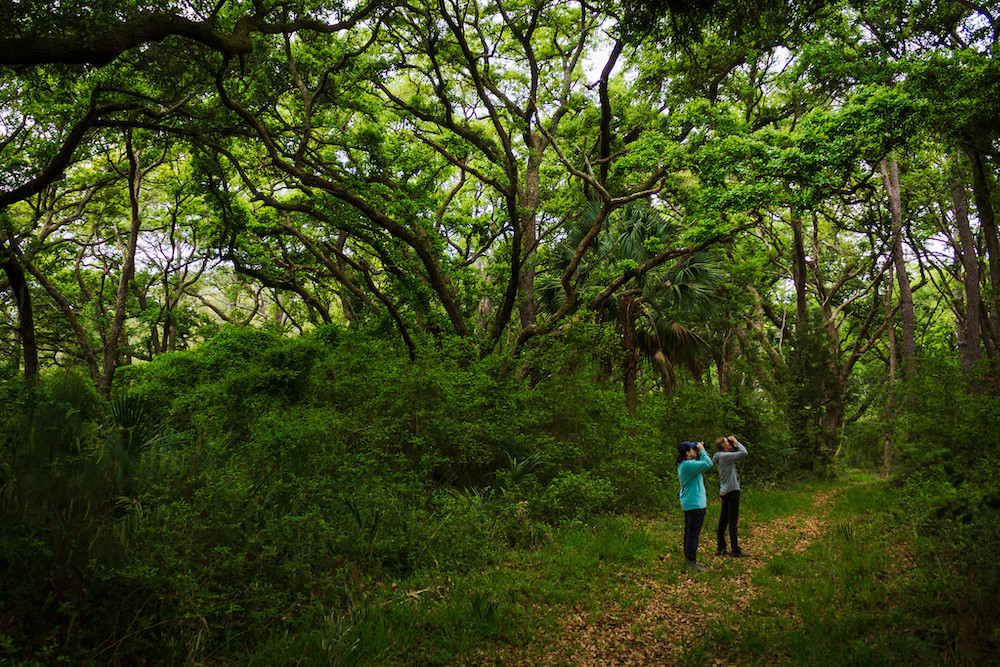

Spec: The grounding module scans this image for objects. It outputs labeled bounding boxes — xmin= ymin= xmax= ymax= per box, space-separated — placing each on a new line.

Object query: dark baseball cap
xmin=678 ymin=441 xmax=698 ymax=454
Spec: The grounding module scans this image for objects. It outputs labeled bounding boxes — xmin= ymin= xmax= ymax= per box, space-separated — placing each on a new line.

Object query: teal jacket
xmin=677 ymin=448 xmax=713 ymax=511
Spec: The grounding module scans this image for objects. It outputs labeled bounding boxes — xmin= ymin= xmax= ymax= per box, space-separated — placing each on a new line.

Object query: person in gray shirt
xmin=713 ymin=435 xmax=749 ymax=557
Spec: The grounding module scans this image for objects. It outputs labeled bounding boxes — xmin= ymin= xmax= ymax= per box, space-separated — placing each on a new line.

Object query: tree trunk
xmin=810 ymin=212 xmax=846 ymax=452
xmin=24 ymin=259 xmax=101 ymax=382
xmin=789 ymin=206 xmax=822 ymax=464
xmin=967 ymin=147 xmax=1000 ymax=371
xmin=716 ymin=332 xmax=731 ymax=396
xmin=1 ymin=241 xmax=38 ymax=382
xmin=517 ymin=130 xmax=543 ymax=331
xmin=100 ymin=132 xmax=145 ymax=395
xmin=476 ymin=253 xmax=494 ymax=334
xmin=882 ymin=263 xmax=898 ymax=479
xmin=622 ymin=295 xmax=639 ymax=416
xmin=951 ymin=171 xmax=983 ymax=378
xmin=881 ymin=158 xmax=917 ymax=378
xmin=789 ymin=207 xmax=809 ymax=335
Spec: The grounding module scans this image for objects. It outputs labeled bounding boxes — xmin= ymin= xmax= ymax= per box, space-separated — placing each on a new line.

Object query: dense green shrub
xmin=0 ymin=372 xmax=129 ymax=662
xmin=896 ymin=358 xmax=1000 ymax=465
xmin=0 ymin=319 xmax=829 ymax=663
xmin=895 ymin=452 xmax=1000 ymax=661
xmin=887 ymin=357 xmax=1000 ymax=662
xmin=537 ymin=470 xmax=616 ymax=521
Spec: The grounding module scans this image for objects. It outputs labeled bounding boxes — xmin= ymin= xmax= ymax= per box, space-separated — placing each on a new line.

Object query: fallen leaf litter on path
xmin=489 ymin=489 xmax=842 ymax=666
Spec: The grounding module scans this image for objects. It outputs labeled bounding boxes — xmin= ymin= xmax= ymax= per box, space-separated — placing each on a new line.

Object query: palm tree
xmin=539 ymin=201 xmax=723 ymax=414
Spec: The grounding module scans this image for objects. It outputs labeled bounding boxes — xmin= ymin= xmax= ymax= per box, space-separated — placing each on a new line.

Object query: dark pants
xmin=683 ymin=508 xmax=706 ymax=562
xmin=717 ymin=490 xmax=741 ymax=554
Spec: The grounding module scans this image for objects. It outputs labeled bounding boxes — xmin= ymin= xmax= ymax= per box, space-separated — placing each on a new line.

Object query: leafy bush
xmin=895 ymin=452 xmax=1000 ymax=662
xmin=537 ymin=471 xmax=616 ymax=521
xmin=654 ymin=379 xmax=728 ymax=442
xmin=886 ymin=356 xmax=1000 ymax=662
xmin=0 ymin=318 xmax=864 ymax=663
xmin=0 ymin=372 xmax=132 ymax=662
xmin=895 ymin=357 xmax=1000 ymax=466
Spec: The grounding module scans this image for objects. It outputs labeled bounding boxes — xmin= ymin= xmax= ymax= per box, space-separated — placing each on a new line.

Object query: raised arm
xmin=729 ymin=436 xmax=748 ymax=459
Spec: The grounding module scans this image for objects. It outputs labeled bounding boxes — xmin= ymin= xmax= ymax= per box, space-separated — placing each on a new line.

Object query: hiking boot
xmin=715 ymin=548 xmax=728 ymax=557
xmin=685 ymin=560 xmax=706 ymax=572
xmin=730 ymin=550 xmax=747 ymax=558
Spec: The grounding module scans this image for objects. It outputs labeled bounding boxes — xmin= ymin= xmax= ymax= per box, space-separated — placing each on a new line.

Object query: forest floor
xmin=483 ymin=481 xmax=897 ymax=666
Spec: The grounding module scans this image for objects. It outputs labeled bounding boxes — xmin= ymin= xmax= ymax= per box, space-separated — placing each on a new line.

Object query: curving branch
xmin=0 ymin=94 xmax=134 ymax=208
xmin=0 ymin=2 xmax=386 ymax=67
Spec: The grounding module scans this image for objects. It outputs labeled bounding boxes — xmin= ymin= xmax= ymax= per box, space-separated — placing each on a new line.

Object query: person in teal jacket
xmin=676 ymin=440 xmax=713 ymax=572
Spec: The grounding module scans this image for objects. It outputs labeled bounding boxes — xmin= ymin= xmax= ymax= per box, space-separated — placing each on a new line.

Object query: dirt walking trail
xmin=499 ymin=487 xmax=841 ymax=666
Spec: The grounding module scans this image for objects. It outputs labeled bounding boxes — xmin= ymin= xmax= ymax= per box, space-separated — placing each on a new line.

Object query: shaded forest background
xmin=1 ymin=0 xmax=999 ymax=663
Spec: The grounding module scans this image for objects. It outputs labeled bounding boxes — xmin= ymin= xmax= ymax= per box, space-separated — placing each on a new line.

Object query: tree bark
xmin=621 ymin=295 xmax=640 ymax=416
xmin=24 ymin=259 xmax=101 ymax=382
xmin=0 ymin=6 xmax=383 ymax=67
xmin=967 ymin=148 xmax=1000 ymax=364
xmin=881 ymin=157 xmax=917 ymax=378
xmin=882 ymin=263 xmax=898 ymax=478
xmin=516 ymin=130 xmax=542 ymax=331
xmin=1 ymin=241 xmax=38 ymax=381
xmin=789 ymin=207 xmax=809 ymax=335
xmin=716 ymin=333 xmax=732 ymax=396
xmin=951 ymin=171 xmax=983 ymax=377
xmin=99 ymin=132 xmax=147 ymax=395
xmin=809 ymin=215 xmax=845 ymax=458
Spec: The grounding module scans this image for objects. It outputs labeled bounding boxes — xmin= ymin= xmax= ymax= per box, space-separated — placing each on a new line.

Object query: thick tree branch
xmin=589 ymin=230 xmax=737 ymax=312
xmin=0 ymin=3 xmax=385 ymax=67
xmin=1 ymin=14 xmax=252 ymax=66
xmin=0 ymin=95 xmax=133 ymax=208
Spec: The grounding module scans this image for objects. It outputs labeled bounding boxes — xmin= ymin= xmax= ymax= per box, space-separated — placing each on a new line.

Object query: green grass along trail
xmin=489 ymin=482 xmax=901 ymax=666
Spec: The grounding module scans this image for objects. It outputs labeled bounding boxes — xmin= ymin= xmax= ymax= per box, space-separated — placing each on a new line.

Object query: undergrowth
xmin=1 ymin=328 xmax=997 ymax=665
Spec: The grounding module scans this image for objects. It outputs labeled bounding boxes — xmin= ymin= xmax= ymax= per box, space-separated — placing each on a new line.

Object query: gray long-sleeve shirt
xmin=712 ymin=441 xmax=748 ymax=496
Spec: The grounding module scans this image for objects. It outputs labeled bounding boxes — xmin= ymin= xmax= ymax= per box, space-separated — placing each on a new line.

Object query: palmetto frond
xmin=643 ymin=251 xmax=725 ymax=307
xmin=540 ymin=201 xmax=679 ymax=314
xmin=651 ymin=348 xmax=677 ymax=395
xmin=506 ymin=451 xmax=544 ymax=486
xmin=541 ymin=199 xmax=722 ymax=407
xmin=612 ymin=204 xmax=678 ymax=270
xmin=636 ymin=321 xmax=710 ymax=395
xmin=536 ymin=275 xmax=605 ymax=317
xmin=546 ymin=200 xmax=618 ymax=276
xmin=657 ymin=320 xmax=711 ymax=375
xmin=106 ymin=392 xmax=184 ymax=496
xmin=110 ymin=392 xmax=162 ymax=455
